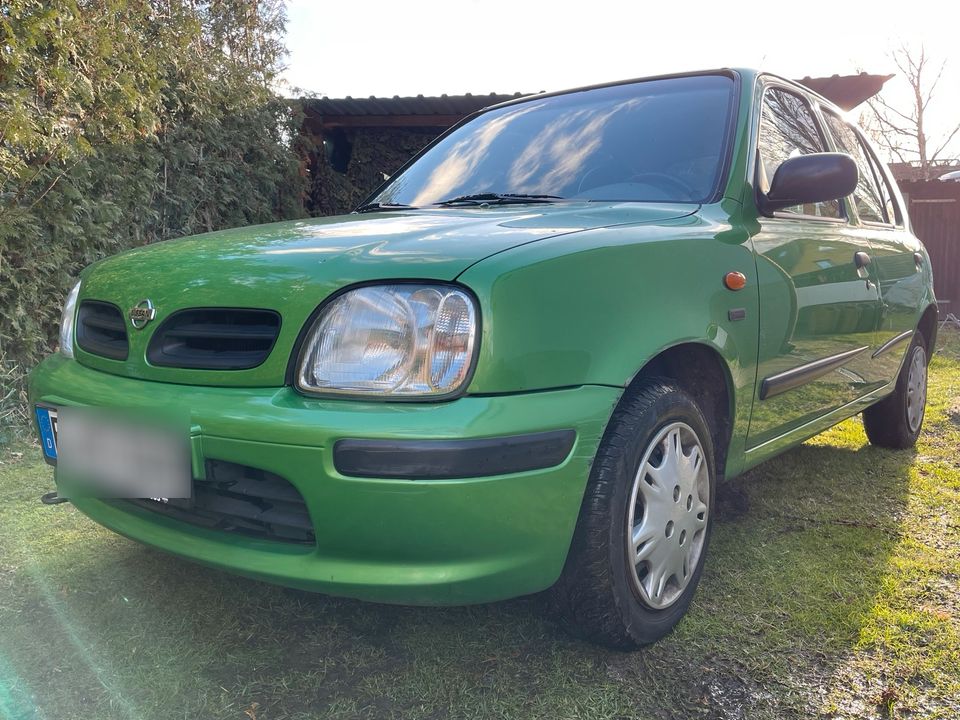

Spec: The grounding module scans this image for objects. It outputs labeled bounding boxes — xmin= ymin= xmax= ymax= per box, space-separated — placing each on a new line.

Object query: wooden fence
xmin=900 ymin=180 xmax=960 ymax=317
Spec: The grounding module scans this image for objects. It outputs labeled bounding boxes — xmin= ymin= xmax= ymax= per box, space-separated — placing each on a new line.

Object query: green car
xmin=30 ymin=69 xmax=937 ymax=648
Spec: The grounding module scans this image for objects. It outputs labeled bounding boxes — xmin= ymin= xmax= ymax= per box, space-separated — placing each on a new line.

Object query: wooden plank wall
xmin=899 ymin=180 xmax=960 ymax=315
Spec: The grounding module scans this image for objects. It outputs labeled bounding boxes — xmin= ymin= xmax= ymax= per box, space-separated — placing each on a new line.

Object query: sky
xmin=282 ymin=0 xmax=960 ymax=160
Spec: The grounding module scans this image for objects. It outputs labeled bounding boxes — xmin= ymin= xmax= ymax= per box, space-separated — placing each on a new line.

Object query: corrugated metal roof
xmin=302 ymin=72 xmax=891 ymax=124
xmin=797 ymin=73 xmax=894 ymax=111
xmin=303 ymin=93 xmax=528 ymax=119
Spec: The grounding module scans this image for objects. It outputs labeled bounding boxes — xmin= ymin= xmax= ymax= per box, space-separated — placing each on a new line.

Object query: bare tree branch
xmin=867 ymin=101 xmax=917 ymax=135
xmin=861 ymin=44 xmax=959 ymax=172
xmin=870 ymin=94 xmax=917 ymax=126
xmin=931 ymin=122 xmax=960 ymax=162
xmin=922 ymin=59 xmax=948 ymax=112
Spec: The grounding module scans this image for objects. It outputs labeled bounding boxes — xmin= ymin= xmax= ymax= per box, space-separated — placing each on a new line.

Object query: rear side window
xmin=757 ymin=88 xmax=841 ymax=219
xmin=863 ymin=140 xmax=902 ymax=225
xmin=821 ymin=112 xmax=892 ymax=224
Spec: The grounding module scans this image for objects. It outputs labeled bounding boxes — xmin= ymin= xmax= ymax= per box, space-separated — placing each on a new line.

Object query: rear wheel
xmin=552 ymin=379 xmax=715 ymax=648
xmin=863 ymin=334 xmax=928 ymax=449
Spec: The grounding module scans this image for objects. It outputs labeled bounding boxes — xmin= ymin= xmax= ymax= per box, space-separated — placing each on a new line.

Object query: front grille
xmin=126 ymin=460 xmax=315 ymax=544
xmin=147 ymin=308 xmax=281 ymax=370
xmin=76 ymin=301 xmax=129 ymax=360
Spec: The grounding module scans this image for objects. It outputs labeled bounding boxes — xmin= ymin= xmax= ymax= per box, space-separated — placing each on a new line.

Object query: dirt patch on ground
xmin=948 ymin=400 xmax=960 ymax=425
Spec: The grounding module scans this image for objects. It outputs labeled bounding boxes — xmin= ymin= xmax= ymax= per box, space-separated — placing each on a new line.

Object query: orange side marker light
xmin=724 ymin=271 xmax=747 ymax=291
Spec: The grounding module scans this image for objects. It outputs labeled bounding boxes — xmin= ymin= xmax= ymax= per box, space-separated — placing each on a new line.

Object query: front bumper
xmin=29 ymin=355 xmax=619 ymax=604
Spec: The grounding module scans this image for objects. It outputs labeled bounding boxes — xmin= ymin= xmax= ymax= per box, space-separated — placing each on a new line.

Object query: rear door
xmin=819 ymin=110 xmax=927 ymax=382
xmin=746 ymin=83 xmax=884 ymax=450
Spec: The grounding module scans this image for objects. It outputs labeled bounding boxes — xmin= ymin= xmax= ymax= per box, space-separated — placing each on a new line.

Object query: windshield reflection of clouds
xmin=408 ymin=98 xmax=645 ymax=205
xmin=373 ymin=76 xmax=736 ymax=207
xmin=508 ymin=98 xmax=645 ymax=195
xmin=410 ymin=104 xmax=541 ymax=206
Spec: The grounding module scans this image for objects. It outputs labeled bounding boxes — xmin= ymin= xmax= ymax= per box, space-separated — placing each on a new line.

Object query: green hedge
xmin=0 ymin=0 xmax=308 ymax=440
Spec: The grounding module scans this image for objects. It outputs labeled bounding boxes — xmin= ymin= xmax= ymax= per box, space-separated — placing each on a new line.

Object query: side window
xmin=863 ymin=140 xmax=902 ymax=225
xmin=757 ymin=88 xmax=841 ymax=219
xmin=821 ymin=112 xmax=888 ymax=224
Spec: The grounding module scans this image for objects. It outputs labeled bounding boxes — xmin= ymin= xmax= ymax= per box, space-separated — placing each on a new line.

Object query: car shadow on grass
xmin=1 ymin=424 xmax=922 ymax=720
xmin=698 ymin=439 xmax=914 ymax=702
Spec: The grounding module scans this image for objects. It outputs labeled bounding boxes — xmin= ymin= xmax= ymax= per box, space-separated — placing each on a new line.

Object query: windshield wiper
xmin=436 ymin=193 xmax=564 ymax=206
xmin=354 ymin=202 xmax=417 ymax=214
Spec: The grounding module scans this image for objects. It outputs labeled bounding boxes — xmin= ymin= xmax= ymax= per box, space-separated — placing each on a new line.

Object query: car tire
xmin=551 ymin=378 xmax=716 ymax=649
xmin=863 ymin=333 xmax=929 ymax=449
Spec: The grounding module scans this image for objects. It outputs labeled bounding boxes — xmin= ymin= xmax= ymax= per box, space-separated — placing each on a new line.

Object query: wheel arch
xmin=916 ymin=303 xmax=939 ymax=359
xmin=626 ymin=341 xmax=736 ymax=480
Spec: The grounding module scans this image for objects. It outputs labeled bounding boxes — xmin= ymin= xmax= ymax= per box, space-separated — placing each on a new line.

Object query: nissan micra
xmin=30 ymin=69 xmax=937 ymax=648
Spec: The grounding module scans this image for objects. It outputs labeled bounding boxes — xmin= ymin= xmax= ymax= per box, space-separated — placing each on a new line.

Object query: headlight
xmin=297 ymin=284 xmax=478 ymax=398
xmin=59 ymin=280 xmax=81 ymax=358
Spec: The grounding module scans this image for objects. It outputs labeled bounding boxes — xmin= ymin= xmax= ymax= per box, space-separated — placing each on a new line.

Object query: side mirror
xmin=759 ymin=152 xmax=858 ymax=215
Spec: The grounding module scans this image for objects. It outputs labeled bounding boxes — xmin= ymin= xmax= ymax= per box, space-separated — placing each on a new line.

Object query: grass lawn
xmin=1 ymin=329 xmax=958 ymax=720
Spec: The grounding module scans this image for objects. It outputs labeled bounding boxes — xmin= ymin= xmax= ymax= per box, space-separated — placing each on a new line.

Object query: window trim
xmin=752 ymin=80 xmax=849 ymax=223
xmin=770 ymin=211 xmax=847 ymax=223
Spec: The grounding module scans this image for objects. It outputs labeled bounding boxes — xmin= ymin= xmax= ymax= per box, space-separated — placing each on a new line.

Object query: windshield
xmin=370 ymin=74 xmax=736 ymax=207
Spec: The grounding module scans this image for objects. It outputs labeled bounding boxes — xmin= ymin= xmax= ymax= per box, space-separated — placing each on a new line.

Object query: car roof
xmin=483 ymin=68 xmax=846 ymax=117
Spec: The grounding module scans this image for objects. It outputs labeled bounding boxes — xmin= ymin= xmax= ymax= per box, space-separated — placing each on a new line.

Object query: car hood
xmin=85 ymin=202 xmax=698 ymax=287
xmin=77 ymin=202 xmax=698 ymax=385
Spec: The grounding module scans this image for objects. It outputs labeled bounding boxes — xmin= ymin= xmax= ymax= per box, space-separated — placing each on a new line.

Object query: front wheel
xmin=551 ymin=379 xmax=716 ymax=648
xmin=863 ymin=334 xmax=928 ymax=449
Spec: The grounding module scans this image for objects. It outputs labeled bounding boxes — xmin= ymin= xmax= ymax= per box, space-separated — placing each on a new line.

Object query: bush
xmin=0 ymin=0 xmax=307 ymax=440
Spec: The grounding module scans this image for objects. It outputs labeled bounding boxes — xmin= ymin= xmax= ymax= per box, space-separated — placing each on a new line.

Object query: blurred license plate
xmin=51 ymin=406 xmax=191 ymax=499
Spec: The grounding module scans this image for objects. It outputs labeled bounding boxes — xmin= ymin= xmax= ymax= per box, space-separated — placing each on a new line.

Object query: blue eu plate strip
xmin=35 ymin=407 xmax=58 ymax=460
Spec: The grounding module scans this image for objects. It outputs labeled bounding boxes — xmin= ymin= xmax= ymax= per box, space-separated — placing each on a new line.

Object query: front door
xmin=746 ymin=84 xmax=883 ymax=450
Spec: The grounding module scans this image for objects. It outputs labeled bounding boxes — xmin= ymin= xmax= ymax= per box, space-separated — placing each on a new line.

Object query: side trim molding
xmin=760 ymin=346 xmax=869 ymax=400
xmin=871 ymin=330 xmax=914 ymax=359
xmin=334 ymin=429 xmax=577 ymax=480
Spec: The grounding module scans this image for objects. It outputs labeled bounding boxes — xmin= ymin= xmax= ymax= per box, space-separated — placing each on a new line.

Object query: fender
xmin=458 ymin=201 xmax=760 ymax=474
